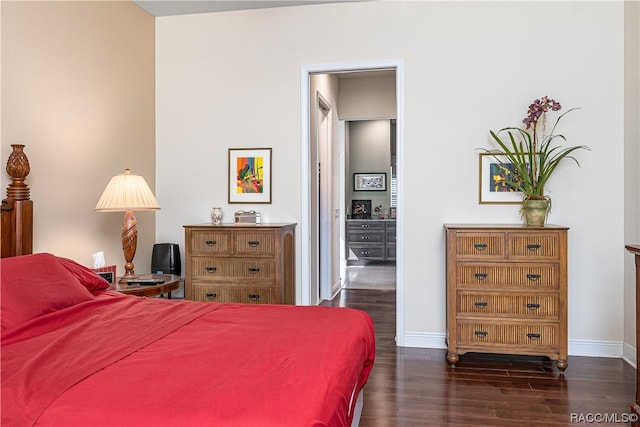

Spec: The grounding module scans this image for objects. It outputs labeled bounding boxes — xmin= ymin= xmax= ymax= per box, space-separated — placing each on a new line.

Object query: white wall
xmin=2 ymin=1 xmax=156 ymax=275
xmin=156 ymin=1 xmax=629 ymax=355
xmin=347 ymin=120 xmax=391 ymax=215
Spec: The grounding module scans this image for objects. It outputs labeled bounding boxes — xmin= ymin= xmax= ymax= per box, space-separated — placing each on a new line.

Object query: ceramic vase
xmin=211 ymin=207 xmax=223 ymax=225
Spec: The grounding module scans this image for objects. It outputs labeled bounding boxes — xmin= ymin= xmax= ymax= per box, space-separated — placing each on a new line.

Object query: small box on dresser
xmin=444 ymin=224 xmax=569 ymax=371
xmin=184 ymin=223 xmax=296 ymax=305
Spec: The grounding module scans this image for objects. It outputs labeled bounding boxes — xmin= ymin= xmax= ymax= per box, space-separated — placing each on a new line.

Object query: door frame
xmin=300 ymin=59 xmax=406 ymax=346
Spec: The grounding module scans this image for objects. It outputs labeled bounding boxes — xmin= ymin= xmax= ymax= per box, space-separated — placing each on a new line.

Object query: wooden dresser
xmin=625 ymin=244 xmax=640 ymax=424
xmin=184 ymin=223 xmax=296 ymax=305
xmin=346 ymin=220 xmax=396 ymax=263
xmin=445 ymin=224 xmax=569 ymax=371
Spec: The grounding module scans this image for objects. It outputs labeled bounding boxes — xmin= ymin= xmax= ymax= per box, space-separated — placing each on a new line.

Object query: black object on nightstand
xmin=151 ymin=243 xmax=181 ymax=275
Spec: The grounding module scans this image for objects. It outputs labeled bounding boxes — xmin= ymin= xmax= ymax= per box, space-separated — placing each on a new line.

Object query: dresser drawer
xmin=453 ymin=232 xmax=506 ymax=260
xmin=190 ymin=230 xmax=232 ymax=254
xmin=457 ymin=292 xmax=558 ymax=318
xmin=457 ymin=321 xmax=559 ymax=349
xmin=192 ymin=283 xmax=276 ymax=304
xmin=233 ymin=231 xmax=276 ymax=255
xmin=456 ymin=262 xmax=559 ymax=289
xmin=191 ymin=258 xmax=275 ymax=281
xmin=507 ymin=232 xmax=562 ymax=260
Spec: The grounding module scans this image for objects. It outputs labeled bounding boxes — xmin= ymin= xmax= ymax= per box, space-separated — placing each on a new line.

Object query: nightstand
xmin=109 ymin=274 xmax=180 ymax=298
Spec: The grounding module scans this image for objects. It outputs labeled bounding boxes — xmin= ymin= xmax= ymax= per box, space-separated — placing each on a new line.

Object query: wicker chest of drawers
xmin=184 ymin=223 xmax=296 ymax=305
xmin=444 ymin=224 xmax=569 ymax=371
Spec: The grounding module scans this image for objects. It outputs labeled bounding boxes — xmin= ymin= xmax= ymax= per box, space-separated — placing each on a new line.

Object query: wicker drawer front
xmin=458 ymin=292 xmax=558 ymax=317
xmin=455 ymin=232 xmax=505 ymax=259
xmin=508 ymin=232 xmax=562 ymax=260
xmin=192 ymin=283 xmax=276 ymax=304
xmin=456 ymin=263 xmax=559 ymax=289
xmin=191 ymin=258 xmax=275 ymax=281
xmin=190 ymin=230 xmax=232 ymax=254
xmin=234 ymin=231 xmax=275 ymax=255
xmin=458 ymin=322 xmax=559 ymax=348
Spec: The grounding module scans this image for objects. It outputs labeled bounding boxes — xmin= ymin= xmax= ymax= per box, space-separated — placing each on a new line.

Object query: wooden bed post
xmin=1 ymin=144 xmax=33 ymax=258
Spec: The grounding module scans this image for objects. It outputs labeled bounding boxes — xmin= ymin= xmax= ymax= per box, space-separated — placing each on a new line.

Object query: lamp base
xmin=120 ymin=210 xmax=138 ymax=284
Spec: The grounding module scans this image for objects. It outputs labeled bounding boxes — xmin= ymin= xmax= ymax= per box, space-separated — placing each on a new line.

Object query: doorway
xmin=300 ymin=59 xmax=406 ymax=346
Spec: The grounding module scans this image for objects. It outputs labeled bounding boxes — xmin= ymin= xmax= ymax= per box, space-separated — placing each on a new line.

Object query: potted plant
xmin=483 ymin=96 xmax=590 ymax=225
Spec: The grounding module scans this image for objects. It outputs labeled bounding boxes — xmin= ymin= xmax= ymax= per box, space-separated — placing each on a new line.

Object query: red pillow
xmin=57 ymin=257 xmax=109 ymax=292
xmin=0 ymin=253 xmax=93 ymax=331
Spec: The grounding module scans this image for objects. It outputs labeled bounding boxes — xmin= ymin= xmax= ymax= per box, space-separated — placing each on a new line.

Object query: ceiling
xmin=132 ymin=0 xmax=365 ymax=17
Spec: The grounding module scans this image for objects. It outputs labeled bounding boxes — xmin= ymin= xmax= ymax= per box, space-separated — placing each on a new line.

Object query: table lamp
xmin=95 ymin=169 xmax=160 ymax=283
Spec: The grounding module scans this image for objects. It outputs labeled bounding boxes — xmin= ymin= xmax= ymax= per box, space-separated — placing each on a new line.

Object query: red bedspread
xmin=2 ymin=293 xmax=375 ymax=427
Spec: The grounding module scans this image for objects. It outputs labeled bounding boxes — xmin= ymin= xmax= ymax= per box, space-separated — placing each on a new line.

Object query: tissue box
xmin=91 ymin=265 xmax=116 ymax=284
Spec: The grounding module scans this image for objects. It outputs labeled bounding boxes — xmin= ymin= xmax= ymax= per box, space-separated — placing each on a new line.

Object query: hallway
xmin=342 ymin=263 xmax=396 ymax=291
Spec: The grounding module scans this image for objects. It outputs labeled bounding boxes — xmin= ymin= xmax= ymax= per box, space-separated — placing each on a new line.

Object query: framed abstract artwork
xmin=478 ymin=152 xmax=524 ymax=204
xmin=353 ymin=172 xmax=387 ymax=191
xmin=228 ymin=148 xmax=272 ymax=204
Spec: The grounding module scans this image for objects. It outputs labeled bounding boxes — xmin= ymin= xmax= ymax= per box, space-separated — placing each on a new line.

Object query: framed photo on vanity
xmin=228 ymin=148 xmax=272 ymax=204
xmin=351 ymin=200 xmax=372 ymax=219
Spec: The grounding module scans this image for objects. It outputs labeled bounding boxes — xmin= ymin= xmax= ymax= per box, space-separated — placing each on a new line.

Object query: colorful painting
xmin=479 ymin=153 xmax=524 ymax=204
xmin=228 ymin=148 xmax=272 ymax=204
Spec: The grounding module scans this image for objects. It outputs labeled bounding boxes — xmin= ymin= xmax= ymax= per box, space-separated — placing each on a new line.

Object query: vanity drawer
xmin=346 ymin=245 xmax=385 ymax=261
xmin=347 ymin=230 xmax=385 ymax=244
xmin=347 ymin=221 xmax=385 ymax=231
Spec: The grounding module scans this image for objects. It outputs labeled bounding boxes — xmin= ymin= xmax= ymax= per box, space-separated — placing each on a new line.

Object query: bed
xmin=0 ymin=148 xmax=376 ymax=427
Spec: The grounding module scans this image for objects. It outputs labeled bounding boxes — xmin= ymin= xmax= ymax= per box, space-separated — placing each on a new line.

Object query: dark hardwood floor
xmin=324 ymin=289 xmax=636 ymax=426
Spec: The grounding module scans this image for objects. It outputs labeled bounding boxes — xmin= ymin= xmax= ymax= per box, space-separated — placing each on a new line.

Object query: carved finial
xmin=5 ymin=144 xmax=31 ymax=201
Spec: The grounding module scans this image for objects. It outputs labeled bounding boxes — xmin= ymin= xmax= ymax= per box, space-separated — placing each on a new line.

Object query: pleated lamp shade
xmin=95 ymin=169 xmax=160 ymax=212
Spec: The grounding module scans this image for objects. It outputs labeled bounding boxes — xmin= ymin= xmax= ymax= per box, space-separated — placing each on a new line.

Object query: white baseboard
xmin=623 ymin=342 xmax=637 ymax=368
xmin=402 ymin=332 xmax=629 ymax=360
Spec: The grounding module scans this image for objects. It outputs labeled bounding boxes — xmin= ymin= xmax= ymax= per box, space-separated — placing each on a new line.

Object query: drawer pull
xmin=205 ymin=240 xmax=217 ymax=246
xmin=527 ymin=244 xmax=541 ymax=251
xmin=360 ymin=224 xmax=370 ymax=228
xmin=248 ymin=240 xmax=260 ymax=247
xmin=248 ymin=293 xmax=260 ymax=301
xmin=474 ymin=243 xmax=488 ymax=250
xmin=360 ymin=251 xmax=370 ymax=256
xmin=248 ymin=267 xmax=261 ymax=273
xmin=360 ymin=236 xmax=370 ymax=240
xmin=526 ymin=303 xmax=541 ymax=310
xmin=205 ymin=293 xmax=217 ymax=300
xmin=474 ymin=330 xmax=488 ymax=338
xmin=205 ymin=266 xmax=217 ymax=273
xmin=527 ymin=333 xmax=541 ymax=340
xmin=474 ymin=301 xmax=488 ymax=308
xmin=474 ymin=273 xmax=488 ymax=280
xmin=526 ymin=273 xmax=541 ymax=281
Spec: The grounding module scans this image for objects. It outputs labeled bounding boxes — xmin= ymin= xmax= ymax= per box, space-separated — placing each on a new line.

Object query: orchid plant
xmin=484 ymin=96 xmax=589 ymax=200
